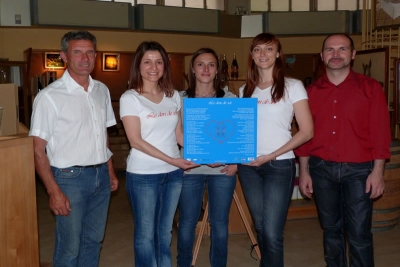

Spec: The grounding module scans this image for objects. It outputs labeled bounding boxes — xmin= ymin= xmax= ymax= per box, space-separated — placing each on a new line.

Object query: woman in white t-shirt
xmin=237 ymin=33 xmax=313 ymax=267
xmin=176 ymin=48 xmax=237 ymax=267
xmin=120 ymin=41 xmax=197 ymax=267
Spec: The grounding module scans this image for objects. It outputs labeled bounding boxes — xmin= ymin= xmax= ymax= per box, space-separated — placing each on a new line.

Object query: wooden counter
xmin=0 ymin=134 xmax=39 ymax=267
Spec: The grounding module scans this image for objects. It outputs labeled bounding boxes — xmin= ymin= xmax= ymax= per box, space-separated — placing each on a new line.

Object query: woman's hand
xmin=220 ymin=164 xmax=238 ymax=175
xmin=246 ymin=154 xmax=275 ymax=167
xmin=171 ymin=158 xmax=200 ymax=171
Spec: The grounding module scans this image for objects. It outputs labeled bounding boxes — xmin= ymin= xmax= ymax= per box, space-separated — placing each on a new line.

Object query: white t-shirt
xmin=239 ymin=77 xmax=307 ymax=159
xmin=180 ymin=88 xmax=237 ymax=175
xmin=29 ymin=70 xmax=116 ymax=168
xmin=120 ymin=89 xmax=182 ymax=174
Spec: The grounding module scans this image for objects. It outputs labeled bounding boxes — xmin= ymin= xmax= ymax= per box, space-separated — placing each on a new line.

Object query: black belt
xmin=72 ymin=163 xmax=105 ymax=168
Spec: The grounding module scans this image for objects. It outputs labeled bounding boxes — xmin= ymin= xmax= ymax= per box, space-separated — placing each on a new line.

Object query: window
xmin=271 ymin=0 xmax=289 ymax=11
xmin=251 ymin=0 xmax=268 ymax=11
xmin=137 ymin=0 xmax=156 ymax=4
xmin=185 ymin=0 xmax=204 ymax=8
xmin=95 ymin=0 xmax=157 ymax=5
xmin=205 ymin=0 xmax=224 ymax=10
xmin=165 ymin=0 xmax=183 ymax=7
xmin=96 ymin=0 xmax=367 ymax=11
xmin=165 ymin=0 xmax=224 ymax=9
xmin=292 ymin=0 xmax=310 ymax=11
xmin=338 ymin=0 xmax=357 ymax=10
xmin=317 ymin=0 xmax=335 ymax=11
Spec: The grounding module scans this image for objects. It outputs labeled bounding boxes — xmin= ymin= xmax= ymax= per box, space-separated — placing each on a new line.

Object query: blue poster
xmin=183 ymin=98 xmax=257 ymax=164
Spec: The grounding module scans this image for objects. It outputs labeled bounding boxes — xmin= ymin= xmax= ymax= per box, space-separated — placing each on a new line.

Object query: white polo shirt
xmin=29 ymin=70 xmax=116 ymax=168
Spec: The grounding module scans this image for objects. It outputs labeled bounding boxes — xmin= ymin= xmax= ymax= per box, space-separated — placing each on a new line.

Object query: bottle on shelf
xmin=231 ymin=53 xmax=239 ymax=80
xmin=44 ymin=71 xmax=57 ymax=86
xmin=37 ymin=76 xmax=43 ymax=93
xmin=221 ymin=54 xmax=229 ymax=81
xmin=48 ymin=75 xmax=54 ymax=85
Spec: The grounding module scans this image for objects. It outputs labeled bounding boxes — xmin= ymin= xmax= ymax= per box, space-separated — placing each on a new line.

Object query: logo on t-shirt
xmin=258 ymin=99 xmax=275 ymax=105
xmin=146 ymin=110 xmax=179 ymax=119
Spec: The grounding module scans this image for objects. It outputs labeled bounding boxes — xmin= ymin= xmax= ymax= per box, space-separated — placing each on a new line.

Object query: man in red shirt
xmin=296 ymin=34 xmax=391 ymax=267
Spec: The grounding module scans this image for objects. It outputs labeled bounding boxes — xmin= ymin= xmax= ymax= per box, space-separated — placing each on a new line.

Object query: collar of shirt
xmin=63 ymin=69 xmax=95 ymax=93
xmin=320 ymin=69 xmax=358 ymax=88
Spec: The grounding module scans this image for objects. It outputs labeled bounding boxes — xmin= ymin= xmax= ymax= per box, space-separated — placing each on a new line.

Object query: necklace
xmin=195 ymin=90 xmax=216 ymax=98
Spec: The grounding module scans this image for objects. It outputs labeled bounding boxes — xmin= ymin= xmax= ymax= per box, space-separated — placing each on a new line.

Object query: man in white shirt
xmin=29 ymin=30 xmax=118 ymax=267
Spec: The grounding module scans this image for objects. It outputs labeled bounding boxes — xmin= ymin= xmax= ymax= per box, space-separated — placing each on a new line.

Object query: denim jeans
xmin=309 ymin=156 xmax=374 ymax=267
xmin=237 ymin=159 xmax=295 ymax=267
xmin=126 ymin=168 xmax=184 ymax=267
xmin=51 ymin=163 xmax=111 ymax=267
xmin=176 ymin=173 xmax=236 ymax=267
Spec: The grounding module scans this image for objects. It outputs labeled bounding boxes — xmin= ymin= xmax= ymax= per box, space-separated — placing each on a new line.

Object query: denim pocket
xmin=269 ymin=159 xmax=293 ymax=169
xmin=52 ymin=166 xmax=82 ymax=179
xmin=309 ymin=156 xmax=325 ymax=169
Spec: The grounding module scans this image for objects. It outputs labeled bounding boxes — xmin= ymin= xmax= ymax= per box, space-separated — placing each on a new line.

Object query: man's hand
xmin=366 ymin=171 xmax=385 ymax=199
xmin=49 ymin=190 xmax=71 ymax=216
xmin=299 ymin=172 xmax=313 ymax=198
xmin=110 ymin=172 xmax=119 ymax=192
xmin=366 ymin=159 xmax=385 ymax=199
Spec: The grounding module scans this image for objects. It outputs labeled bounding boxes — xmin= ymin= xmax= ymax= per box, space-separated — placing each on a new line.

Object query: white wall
xmin=0 ymin=0 xmax=31 ymax=26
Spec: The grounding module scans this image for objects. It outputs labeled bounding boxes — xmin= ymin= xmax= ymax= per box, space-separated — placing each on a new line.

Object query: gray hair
xmin=61 ymin=31 xmax=97 ymax=53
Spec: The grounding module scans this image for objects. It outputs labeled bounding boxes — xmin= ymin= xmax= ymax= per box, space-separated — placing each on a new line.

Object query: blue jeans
xmin=51 ymin=163 xmax=111 ymax=267
xmin=126 ymin=168 xmax=184 ymax=267
xmin=177 ymin=173 xmax=237 ymax=267
xmin=237 ymin=159 xmax=295 ymax=267
xmin=309 ymin=156 xmax=374 ymax=267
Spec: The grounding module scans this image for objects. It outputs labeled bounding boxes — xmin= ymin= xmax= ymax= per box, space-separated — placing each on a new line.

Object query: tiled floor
xmin=37 ymin=172 xmax=400 ymax=267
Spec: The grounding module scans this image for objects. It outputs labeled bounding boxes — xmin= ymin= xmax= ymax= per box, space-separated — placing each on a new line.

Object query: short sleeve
xmin=173 ymin=90 xmax=182 ymax=111
xmin=105 ymin=88 xmax=116 ymax=127
xmin=120 ymin=90 xmax=141 ymax=119
xmin=29 ymin=91 xmax=58 ymax=142
xmin=287 ymin=79 xmax=308 ymax=104
xmin=238 ymin=85 xmax=245 ymax=98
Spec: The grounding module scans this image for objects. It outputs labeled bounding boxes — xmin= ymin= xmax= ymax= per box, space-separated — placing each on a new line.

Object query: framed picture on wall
xmin=44 ymin=52 xmax=66 ymax=69
xmin=102 ymin=53 xmax=120 ymax=72
xmin=352 ymin=47 xmax=389 ymax=99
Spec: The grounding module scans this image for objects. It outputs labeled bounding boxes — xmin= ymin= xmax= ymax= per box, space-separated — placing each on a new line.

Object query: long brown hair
xmin=184 ymin=48 xmax=224 ymax=98
xmin=128 ymin=41 xmax=174 ymax=97
xmin=242 ymin=33 xmax=285 ymax=103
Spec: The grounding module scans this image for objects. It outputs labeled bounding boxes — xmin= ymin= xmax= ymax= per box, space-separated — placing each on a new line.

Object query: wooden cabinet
xmin=0 ymin=134 xmax=39 ymax=267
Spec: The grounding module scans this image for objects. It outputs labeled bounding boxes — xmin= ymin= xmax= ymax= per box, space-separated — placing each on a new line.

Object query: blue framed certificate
xmin=183 ymin=98 xmax=257 ymax=164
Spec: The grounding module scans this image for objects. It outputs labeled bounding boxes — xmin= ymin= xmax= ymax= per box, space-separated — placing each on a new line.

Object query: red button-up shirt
xmin=295 ymin=70 xmax=391 ymax=163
